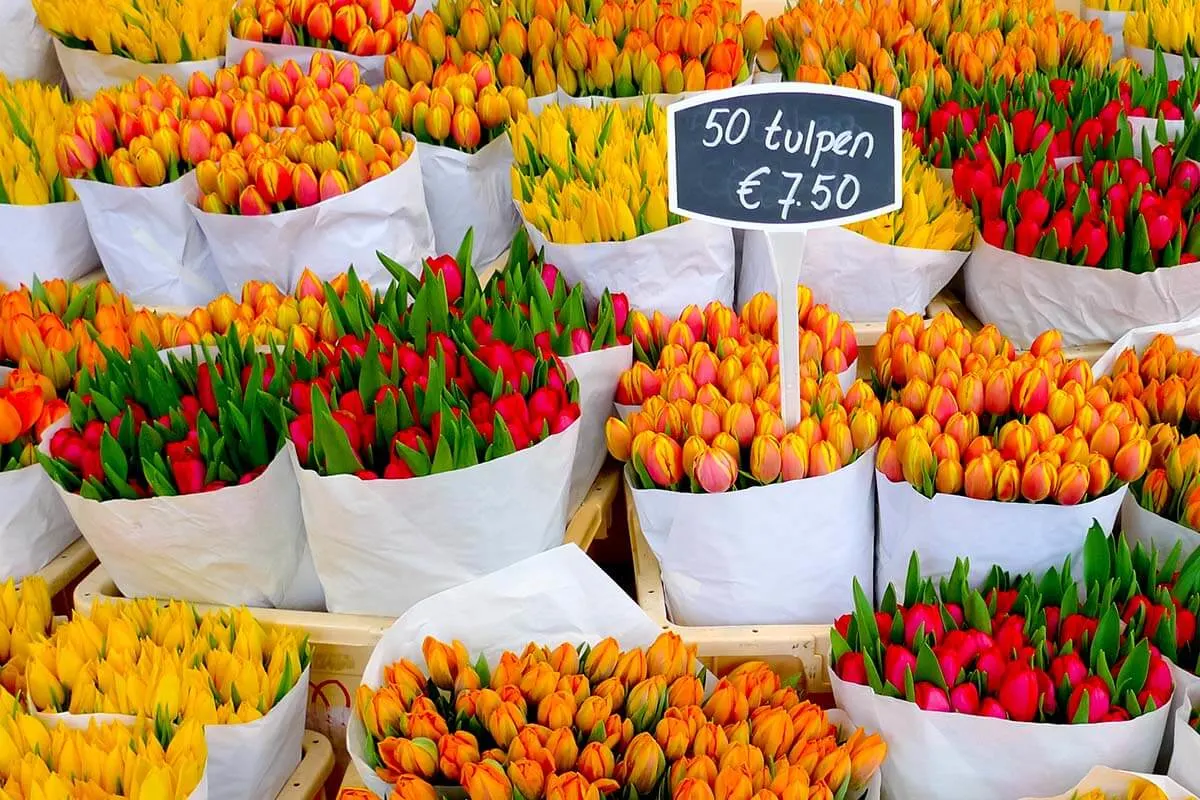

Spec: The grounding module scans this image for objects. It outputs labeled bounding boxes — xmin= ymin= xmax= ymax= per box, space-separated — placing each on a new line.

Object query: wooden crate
xmin=279 ymin=732 xmax=336 ymax=800
xmin=31 ymin=538 xmax=97 ymax=616
xmin=71 ymin=464 xmax=620 ymax=787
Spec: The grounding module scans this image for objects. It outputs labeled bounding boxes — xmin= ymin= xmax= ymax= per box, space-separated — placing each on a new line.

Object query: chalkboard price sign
xmin=667 ymin=83 xmax=902 ymax=230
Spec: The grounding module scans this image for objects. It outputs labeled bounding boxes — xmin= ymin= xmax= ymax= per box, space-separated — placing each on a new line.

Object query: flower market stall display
xmin=378 ymin=74 xmax=528 ymax=264
xmin=831 ymin=536 xmax=1175 ymax=800
xmin=1092 ymin=324 xmax=1200 ymax=559
xmin=0 ymin=77 xmax=99 ymax=284
xmin=37 ymin=333 xmax=313 ymax=608
xmin=1125 ymin=0 xmax=1200 ymax=78
xmin=227 ymin=0 xmax=413 ymax=84
xmin=189 ymin=85 xmax=435 ymax=295
xmin=0 ymin=576 xmax=53 ymax=696
xmin=739 ymin=136 xmax=973 ymax=320
xmin=873 ymin=312 xmax=1149 ymax=589
xmin=1027 ymin=767 xmax=1195 ymax=800
xmin=607 ymin=290 xmax=876 ymax=626
xmin=25 ymin=599 xmax=310 ymax=800
xmin=347 ymin=544 xmax=887 ymax=800
xmin=511 ymin=101 xmax=734 ymax=316
xmin=32 ymin=0 xmax=231 ymax=99
xmin=56 ymin=49 xmax=368 ymax=306
xmin=0 ymin=368 xmax=74 ymax=581
xmin=957 ymin=121 xmax=1200 ymax=347
xmin=0 ymin=686 xmax=211 ymax=799
xmin=288 ymin=262 xmax=581 ymax=615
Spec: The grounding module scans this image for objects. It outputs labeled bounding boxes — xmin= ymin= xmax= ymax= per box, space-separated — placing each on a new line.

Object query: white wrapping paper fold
xmin=1023 ymin=766 xmax=1196 ymax=800
xmin=563 ymin=345 xmax=632 ymax=513
xmin=294 ymin=420 xmax=580 ymax=615
xmin=42 ymin=669 xmax=308 ymax=800
xmin=875 ymin=472 xmax=1126 ymax=593
xmin=348 ymin=544 xmax=666 ymax=798
xmin=40 ymin=416 xmax=309 ymax=608
xmin=832 ymin=668 xmax=1171 ymax=800
xmin=1127 ymin=44 xmax=1200 ymax=81
xmin=1081 ymin=7 xmax=1128 ymax=61
xmin=523 ymin=218 xmax=735 ymax=318
xmin=223 ymin=36 xmax=388 ymax=85
xmin=0 ymin=203 xmax=98 ymax=284
xmin=739 ymin=228 xmax=968 ymax=321
xmin=0 ymin=0 xmax=60 ymax=83
xmin=1160 ymin=662 xmax=1200 ymax=772
xmin=53 ymin=40 xmax=221 ymax=99
xmin=1167 ymin=678 xmax=1200 ymax=791
xmin=418 ymin=137 xmax=517 ymax=266
xmin=71 ymin=172 xmax=225 ymax=306
xmin=192 ymin=144 xmax=434 ymax=294
xmin=964 ymin=238 xmax=1200 ymax=348
xmin=630 ymin=449 xmax=876 ymax=626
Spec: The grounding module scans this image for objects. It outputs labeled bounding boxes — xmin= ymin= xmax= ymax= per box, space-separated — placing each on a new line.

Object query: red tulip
xmin=914 ymin=683 xmax=951 ymax=712
xmin=425 ymin=254 xmax=464 ymax=303
xmin=170 ymin=457 xmax=207 ymax=494
xmin=978 ymin=698 xmax=1007 ymax=719
xmin=998 ymin=668 xmax=1040 ymax=722
xmin=837 ymin=652 xmax=867 ymax=685
xmin=903 ymin=604 xmax=945 ymax=647
xmin=949 ymin=682 xmax=979 ymax=715
xmin=883 ymin=644 xmax=917 ymax=691
xmin=1066 ymin=677 xmax=1110 ymax=723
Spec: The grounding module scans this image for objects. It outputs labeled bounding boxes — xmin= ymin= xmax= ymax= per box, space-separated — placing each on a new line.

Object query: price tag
xmin=667 ymin=84 xmax=901 ymax=427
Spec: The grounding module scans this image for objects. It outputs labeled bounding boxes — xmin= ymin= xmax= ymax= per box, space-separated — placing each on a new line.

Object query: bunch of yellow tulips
xmin=1083 ymin=0 xmax=1144 ymax=11
xmin=1125 ymin=0 xmax=1200 ymax=55
xmin=511 ymin=102 xmax=677 ymax=244
xmin=0 ymin=79 xmax=74 ymax=206
xmin=25 ymin=600 xmax=310 ymax=724
xmin=847 ymin=138 xmax=974 ymax=250
xmin=0 ymin=578 xmax=52 ymax=700
xmin=32 ymin=0 xmax=232 ymax=63
xmin=1075 ymin=778 xmax=1173 ymax=800
xmin=0 ymin=686 xmax=207 ymax=800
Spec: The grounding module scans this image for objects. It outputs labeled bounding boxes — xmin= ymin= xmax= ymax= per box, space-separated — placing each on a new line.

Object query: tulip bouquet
xmin=606 ymin=291 xmax=874 ymax=626
xmin=37 ymin=331 xmax=316 ymax=609
xmin=231 ymin=0 xmax=413 ymax=56
xmin=377 ymin=75 xmax=528 ymax=263
xmin=1125 ymin=0 xmax=1200 ymax=76
xmin=832 ymin=532 xmax=1178 ymax=800
xmin=25 ymin=600 xmax=311 ymax=800
xmin=512 ymin=101 xmax=734 ymax=313
xmin=955 ymin=119 xmax=1200 ymax=346
xmin=0 ymin=77 xmax=100 ymax=283
xmin=282 ymin=261 xmax=582 ymax=615
xmin=0 ymin=576 xmax=52 ymax=698
xmin=873 ymin=310 xmax=1150 ymax=589
xmin=352 ymin=631 xmax=887 ymax=800
xmin=32 ymin=0 xmax=232 ymax=99
xmin=0 ymin=687 xmax=210 ymax=800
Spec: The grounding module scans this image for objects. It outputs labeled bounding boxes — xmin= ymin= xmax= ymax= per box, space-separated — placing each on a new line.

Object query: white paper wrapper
xmin=964 ymin=238 xmax=1200 ymax=349
xmin=1127 ymin=44 xmax=1200 ymax=81
xmin=53 ymin=39 xmax=220 ymax=99
xmin=1082 ymin=7 xmax=1128 ymax=61
xmin=418 ymin=136 xmax=517 ymax=267
xmin=1167 ymin=678 xmax=1200 ymax=791
xmin=41 ymin=418 xmax=309 ymax=608
xmin=347 ymin=545 xmax=671 ymax=798
xmin=192 ymin=144 xmax=434 ymax=294
xmin=875 ymin=472 xmax=1127 ymax=594
xmin=832 ymin=668 xmax=1171 ymax=800
xmin=1160 ymin=661 xmax=1200 ymax=771
xmin=753 ymin=71 xmax=782 ymax=84
xmin=739 ymin=228 xmax=968 ymax=322
xmin=1129 ymin=115 xmax=1186 ymax=146
xmin=295 ymin=420 xmax=580 ymax=615
xmin=1025 ymin=766 xmax=1195 ymax=800
xmin=1122 ymin=498 xmax=1200 ymax=561
xmin=0 ymin=0 xmax=60 ymax=83
xmin=71 ymin=172 xmax=224 ymax=306
xmin=631 ymin=448 xmax=876 ymax=626
xmin=0 ymin=464 xmax=77 ymax=581
xmin=224 ymin=35 xmax=387 ymax=85
xmin=0 ymin=202 xmax=98 ymax=284
xmin=563 ymin=345 xmax=632 ymax=513
xmin=44 ymin=669 xmax=308 ymax=800
xmin=524 ymin=218 xmax=735 ymax=318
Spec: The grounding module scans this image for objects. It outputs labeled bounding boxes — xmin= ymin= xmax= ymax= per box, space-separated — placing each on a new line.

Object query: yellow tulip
xmin=32 ymin=0 xmax=232 ymax=64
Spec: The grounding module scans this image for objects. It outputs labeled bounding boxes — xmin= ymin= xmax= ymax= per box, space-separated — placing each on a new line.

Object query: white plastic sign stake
xmin=667 ymin=84 xmax=902 ymax=429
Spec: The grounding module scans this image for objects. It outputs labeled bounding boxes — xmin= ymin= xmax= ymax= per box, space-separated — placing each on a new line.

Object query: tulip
xmin=463 ymin=760 xmax=513 ymax=800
